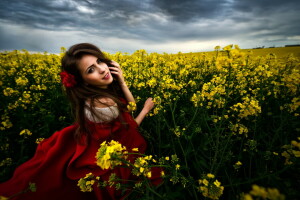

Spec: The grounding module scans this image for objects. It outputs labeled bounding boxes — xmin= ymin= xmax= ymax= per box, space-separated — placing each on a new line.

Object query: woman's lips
xmin=103 ymin=73 xmax=110 ymax=80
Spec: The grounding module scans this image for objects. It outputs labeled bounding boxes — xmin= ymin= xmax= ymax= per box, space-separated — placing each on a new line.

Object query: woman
xmin=0 ymin=43 xmax=161 ymax=199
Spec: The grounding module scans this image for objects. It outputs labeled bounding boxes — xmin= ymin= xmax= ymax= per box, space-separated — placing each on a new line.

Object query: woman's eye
xmin=97 ymin=58 xmax=102 ymax=64
xmin=87 ymin=67 xmax=95 ymax=73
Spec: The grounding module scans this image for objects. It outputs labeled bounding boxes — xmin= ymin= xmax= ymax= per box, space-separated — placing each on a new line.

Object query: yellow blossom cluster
xmin=0 ymin=196 xmax=8 ymax=200
xmin=80 ymin=141 xmax=182 ymax=194
xmin=192 ymin=75 xmax=227 ymax=109
xmin=19 ymin=129 xmax=32 ymax=136
xmin=241 ymin=184 xmax=285 ymax=200
xmin=132 ymin=155 xmax=153 ymax=178
xmin=233 ymin=161 xmax=243 ymax=170
xmin=198 ymin=173 xmax=224 ymax=200
xmin=95 ymin=140 xmax=127 ymax=170
xmin=77 ymin=172 xmax=100 ymax=192
xmin=15 ymin=76 xmax=29 ymax=86
xmin=0 ymin=115 xmax=13 ymax=130
xmin=35 ymin=138 xmax=45 ymax=144
xmin=281 ymin=137 xmax=300 ymax=165
xmin=230 ymin=123 xmax=249 ymax=136
xmin=171 ymin=126 xmax=186 ymax=137
xmin=0 ymin=158 xmax=12 ymax=167
xmin=0 ymin=50 xmax=61 ymax=131
xmin=231 ymin=96 xmax=261 ymax=119
xmin=127 ymin=101 xmax=137 ymax=112
xmin=3 ymin=87 xmax=19 ymax=97
xmin=285 ymin=97 xmax=300 ymax=116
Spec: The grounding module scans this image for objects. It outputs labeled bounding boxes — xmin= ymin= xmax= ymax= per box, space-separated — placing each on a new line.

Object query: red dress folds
xmin=0 ymin=111 xmax=162 ymax=200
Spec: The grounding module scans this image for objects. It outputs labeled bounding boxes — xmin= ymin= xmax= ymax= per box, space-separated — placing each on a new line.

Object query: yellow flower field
xmin=0 ymin=45 xmax=299 ymax=199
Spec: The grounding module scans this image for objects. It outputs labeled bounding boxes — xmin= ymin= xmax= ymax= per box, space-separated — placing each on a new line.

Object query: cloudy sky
xmin=0 ymin=0 xmax=300 ymax=54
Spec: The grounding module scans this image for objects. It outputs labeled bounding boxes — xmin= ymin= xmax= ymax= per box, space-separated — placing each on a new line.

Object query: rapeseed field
xmin=0 ymin=45 xmax=299 ymax=199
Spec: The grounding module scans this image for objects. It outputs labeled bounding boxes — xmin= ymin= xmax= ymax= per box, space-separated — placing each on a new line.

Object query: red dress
xmin=0 ymin=110 xmax=161 ymax=199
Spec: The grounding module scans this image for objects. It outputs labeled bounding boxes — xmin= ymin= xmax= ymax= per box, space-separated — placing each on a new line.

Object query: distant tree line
xmin=252 ymin=44 xmax=300 ymax=49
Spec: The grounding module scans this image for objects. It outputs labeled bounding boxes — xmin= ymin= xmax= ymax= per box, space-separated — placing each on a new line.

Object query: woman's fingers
xmin=109 ymin=67 xmax=123 ymax=78
xmin=109 ymin=66 xmax=118 ymax=72
xmin=109 ymin=64 xmax=125 ymax=83
xmin=144 ymin=97 xmax=155 ymax=112
xmin=110 ymin=60 xmax=120 ymax=68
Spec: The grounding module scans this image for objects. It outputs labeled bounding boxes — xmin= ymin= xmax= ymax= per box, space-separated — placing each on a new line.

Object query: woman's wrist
xmin=135 ymin=109 xmax=148 ymax=126
xmin=119 ymin=81 xmax=127 ymax=87
xmin=141 ymin=108 xmax=150 ymax=115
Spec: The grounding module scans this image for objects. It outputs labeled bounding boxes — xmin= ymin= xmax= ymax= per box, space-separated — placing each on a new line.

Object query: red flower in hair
xmin=60 ymin=71 xmax=76 ymax=88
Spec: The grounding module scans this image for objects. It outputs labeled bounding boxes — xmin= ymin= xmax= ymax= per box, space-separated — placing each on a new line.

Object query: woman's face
xmin=78 ymin=54 xmax=113 ymax=88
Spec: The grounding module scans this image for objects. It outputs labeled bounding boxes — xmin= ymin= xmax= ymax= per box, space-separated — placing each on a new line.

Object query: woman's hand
xmin=142 ymin=98 xmax=155 ymax=114
xmin=135 ymin=97 xmax=155 ymax=126
xmin=109 ymin=61 xmax=125 ymax=85
xmin=109 ymin=60 xmax=135 ymax=103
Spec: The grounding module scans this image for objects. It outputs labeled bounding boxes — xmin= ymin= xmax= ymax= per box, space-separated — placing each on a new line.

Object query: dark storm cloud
xmin=0 ymin=0 xmax=95 ymax=30
xmin=232 ymin=0 xmax=300 ymax=14
xmin=229 ymin=0 xmax=300 ymax=42
xmin=0 ymin=0 xmax=299 ymax=53
xmin=151 ymin=0 xmax=228 ymax=22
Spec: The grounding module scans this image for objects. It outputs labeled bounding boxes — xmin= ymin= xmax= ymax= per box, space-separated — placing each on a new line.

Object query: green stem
xmin=145 ymin=180 xmax=164 ymax=199
xmin=8 ymin=185 xmax=32 ymax=199
xmin=223 ymin=165 xmax=290 ymax=187
xmin=186 ymin=106 xmax=199 ymax=130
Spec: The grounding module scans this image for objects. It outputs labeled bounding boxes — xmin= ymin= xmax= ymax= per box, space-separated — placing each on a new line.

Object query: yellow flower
xmin=95 ymin=140 xmax=126 ymax=170
xmin=132 ymin=156 xmax=152 ymax=178
xmin=127 ymin=102 xmax=137 ymax=112
xmin=140 ymin=167 xmax=145 ymax=173
xmin=207 ymin=173 xmax=215 ymax=179
xmin=202 ymin=179 xmax=209 ymax=186
xmin=77 ymin=173 xmax=97 ymax=192
xmin=243 ymin=185 xmax=285 ymax=200
xmin=15 ymin=76 xmax=29 ymax=86
xmin=198 ymin=177 xmax=224 ymax=199
xmin=175 ymin=164 xmax=180 ymax=170
xmin=292 ymin=150 xmax=300 ymax=157
xmin=0 ymin=158 xmax=12 ymax=167
xmin=20 ymin=129 xmax=32 ymax=136
xmin=147 ymin=171 xmax=152 ymax=178
xmin=132 ymin=148 xmax=139 ymax=152
xmin=250 ymin=185 xmax=268 ymax=198
xmin=291 ymin=140 xmax=300 ymax=148
xmin=243 ymin=194 xmax=253 ymax=200
xmin=235 ymin=161 xmax=242 ymax=166
xmin=35 ymin=138 xmax=45 ymax=144
xmin=214 ymin=180 xmax=221 ymax=187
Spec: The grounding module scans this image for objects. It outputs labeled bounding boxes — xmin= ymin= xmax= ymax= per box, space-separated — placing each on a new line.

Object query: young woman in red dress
xmin=0 ymin=43 xmax=161 ymax=199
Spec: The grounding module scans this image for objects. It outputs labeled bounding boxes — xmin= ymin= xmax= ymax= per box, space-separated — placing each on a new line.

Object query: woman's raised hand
xmin=143 ymin=97 xmax=155 ymax=113
xmin=109 ymin=61 xmax=125 ymax=85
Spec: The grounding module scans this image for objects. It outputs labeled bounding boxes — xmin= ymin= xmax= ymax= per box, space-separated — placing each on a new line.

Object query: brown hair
xmin=61 ymin=43 xmax=127 ymax=142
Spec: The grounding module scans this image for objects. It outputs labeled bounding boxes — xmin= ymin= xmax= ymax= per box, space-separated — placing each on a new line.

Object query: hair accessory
xmin=60 ymin=71 xmax=76 ymax=88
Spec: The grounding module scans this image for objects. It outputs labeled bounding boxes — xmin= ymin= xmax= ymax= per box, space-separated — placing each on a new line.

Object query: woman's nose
xmin=96 ymin=64 xmax=106 ymax=74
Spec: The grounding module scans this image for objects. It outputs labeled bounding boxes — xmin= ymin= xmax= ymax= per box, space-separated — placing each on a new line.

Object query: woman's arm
xmin=109 ymin=61 xmax=154 ymax=125
xmin=109 ymin=61 xmax=135 ymax=103
xmin=135 ymin=98 xmax=155 ymax=126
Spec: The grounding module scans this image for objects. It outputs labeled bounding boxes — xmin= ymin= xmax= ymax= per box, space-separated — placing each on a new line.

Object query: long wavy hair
xmin=61 ymin=43 xmax=127 ymax=141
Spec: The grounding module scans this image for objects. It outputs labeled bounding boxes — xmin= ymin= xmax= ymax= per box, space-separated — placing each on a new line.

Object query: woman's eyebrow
xmin=85 ymin=64 xmax=94 ymax=73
